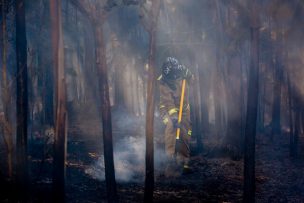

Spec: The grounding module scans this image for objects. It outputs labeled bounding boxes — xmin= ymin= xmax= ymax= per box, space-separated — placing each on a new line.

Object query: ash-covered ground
xmin=1 ymin=106 xmax=304 ymax=203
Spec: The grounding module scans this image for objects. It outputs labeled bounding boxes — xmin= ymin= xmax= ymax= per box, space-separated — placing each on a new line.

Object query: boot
xmin=182 ymin=158 xmax=193 ymax=175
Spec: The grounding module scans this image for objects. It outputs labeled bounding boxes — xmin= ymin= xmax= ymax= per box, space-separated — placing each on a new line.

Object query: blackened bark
xmin=293 ymin=103 xmax=300 ymax=157
xmin=1 ymin=0 xmax=8 ymax=117
xmin=214 ymin=0 xmax=224 ymax=138
xmin=15 ymin=0 xmax=29 ymax=201
xmin=68 ymin=1 xmax=117 ymax=201
xmin=144 ymin=25 xmax=156 ymax=203
xmin=1 ymin=0 xmax=13 ymax=179
xmin=291 ymin=92 xmax=300 ymax=157
xmin=94 ymin=24 xmax=117 ymax=202
xmin=244 ymin=1 xmax=259 ymax=202
xmin=301 ymin=111 xmax=304 ymax=135
xmin=44 ymin=67 xmax=54 ymax=126
xmin=50 ymin=0 xmax=67 ymax=202
xmin=257 ymin=71 xmax=266 ymax=133
xmin=144 ymin=1 xmax=160 ymax=202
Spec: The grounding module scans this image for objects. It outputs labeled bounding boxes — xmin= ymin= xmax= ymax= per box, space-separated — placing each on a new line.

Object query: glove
xmin=178 ymin=65 xmax=193 ymax=80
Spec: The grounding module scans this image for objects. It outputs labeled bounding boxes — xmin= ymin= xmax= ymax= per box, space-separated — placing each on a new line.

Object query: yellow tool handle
xmin=176 ymin=79 xmax=186 ymax=140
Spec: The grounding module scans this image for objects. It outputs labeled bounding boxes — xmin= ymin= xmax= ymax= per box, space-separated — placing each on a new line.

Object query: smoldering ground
xmin=85 ymin=111 xmax=167 ymax=183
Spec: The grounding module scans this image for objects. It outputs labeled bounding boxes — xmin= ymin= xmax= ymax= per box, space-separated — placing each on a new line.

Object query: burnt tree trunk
xmin=214 ymin=0 xmax=225 ymax=139
xmin=287 ymin=72 xmax=295 ymax=157
xmin=15 ymin=0 xmax=29 ymax=201
xmin=144 ymin=22 xmax=156 ymax=203
xmin=69 ymin=1 xmax=117 ymax=201
xmin=94 ymin=23 xmax=117 ymax=202
xmin=1 ymin=0 xmax=13 ymax=178
xmin=240 ymin=53 xmax=245 ymax=150
xmin=257 ymin=64 xmax=265 ymax=134
xmin=291 ymin=91 xmax=300 ymax=158
xmin=293 ymin=101 xmax=300 ymax=157
xmin=243 ymin=1 xmax=260 ymax=202
xmin=144 ymin=0 xmax=161 ymax=202
xmin=50 ymin=0 xmax=67 ymax=202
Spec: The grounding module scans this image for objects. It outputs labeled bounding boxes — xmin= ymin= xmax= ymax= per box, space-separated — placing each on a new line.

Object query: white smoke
xmin=85 ymin=135 xmax=167 ymax=182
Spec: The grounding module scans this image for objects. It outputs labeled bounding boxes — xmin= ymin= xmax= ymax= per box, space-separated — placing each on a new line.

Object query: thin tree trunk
xmin=144 ymin=1 xmax=160 ymax=202
xmin=214 ymin=0 xmax=224 ymax=139
xmin=287 ymin=72 xmax=294 ymax=157
xmin=50 ymin=0 xmax=67 ymax=201
xmin=240 ymin=53 xmax=245 ymax=153
xmin=15 ymin=0 xmax=29 ymax=201
xmin=244 ymin=1 xmax=259 ymax=202
xmin=261 ymin=73 xmax=266 ymax=132
xmin=301 ymin=111 xmax=304 ymax=135
xmin=257 ymin=69 xmax=263 ymax=133
xmin=44 ymin=60 xmax=55 ymax=126
xmin=94 ymin=23 xmax=117 ymax=202
xmin=1 ymin=0 xmax=7 ymax=119
xmin=293 ymin=96 xmax=300 ymax=157
xmin=1 ymin=0 xmax=13 ymax=178
xmin=144 ymin=26 xmax=156 ymax=203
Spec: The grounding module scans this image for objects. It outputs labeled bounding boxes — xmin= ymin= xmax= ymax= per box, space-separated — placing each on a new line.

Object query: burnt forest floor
xmin=1 ymin=106 xmax=304 ymax=203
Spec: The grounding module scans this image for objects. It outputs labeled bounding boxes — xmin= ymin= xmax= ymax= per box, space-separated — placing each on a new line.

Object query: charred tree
xmin=94 ymin=21 xmax=117 ymax=202
xmin=15 ymin=0 xmax=29 ymax=201
xmin=50 ymin=0 xmax=67 ymax=201
xmin=257 ymin=65 xmax=265 ymax=134
xmin=1 ymin=0 xmax=13 ymax=178
xmin=44 ymin=62 xmax=55 ymax=126
xmin=34 ymin=0 xmax=54 ymax=127
xmin=290 ymin=89 xmax=300 ymax=158
xmin=140 ymin=0 xmax=161 ymax=202
xmin=287 ymin=72 xmax=295 ymax=157
xmin=214 ymin=0 xmax=225 ymax=139
xmin=293 ymin=98 xmax=300 ymax=157
xmin=70 ymin=1 xmax=119 ymax=201
xmin=43 ymin=3 xmax=55 ymax=127
xmin=243 ymin=0 xmax=260 ymax=202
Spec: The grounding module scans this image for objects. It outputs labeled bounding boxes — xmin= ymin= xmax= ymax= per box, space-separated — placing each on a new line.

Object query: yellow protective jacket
xmin=158 ymin=75 xmax=192 ymax=158
xmin=158 ymin=75 xmax=191 ymax=125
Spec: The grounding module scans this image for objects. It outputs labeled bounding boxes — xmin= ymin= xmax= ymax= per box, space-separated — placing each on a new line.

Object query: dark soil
xmin=1 ymin=108 xmax=304 ymax=203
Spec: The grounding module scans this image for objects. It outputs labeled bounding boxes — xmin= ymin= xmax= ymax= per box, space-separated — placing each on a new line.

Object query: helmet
xmin=166 ymin=57 xmax=179 ymax=67
xmin=162 ymin=57 xmax=181 ymax=80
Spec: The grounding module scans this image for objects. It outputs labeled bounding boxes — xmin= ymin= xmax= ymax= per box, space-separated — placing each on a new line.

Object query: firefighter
xmin=158 ymin=57 xmax=193 ymax=177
